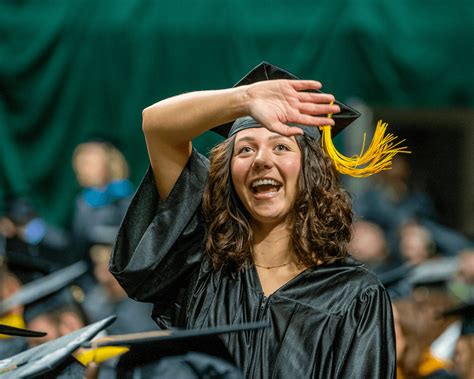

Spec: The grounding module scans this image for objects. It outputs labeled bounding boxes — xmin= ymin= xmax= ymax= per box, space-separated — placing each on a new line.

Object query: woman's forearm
xmin=142 ymin=86 xmax=250 ymax=145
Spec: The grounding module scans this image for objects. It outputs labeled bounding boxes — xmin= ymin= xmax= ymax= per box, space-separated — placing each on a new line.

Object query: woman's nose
xmin=252 ymin=150 xmax=273 ymax=170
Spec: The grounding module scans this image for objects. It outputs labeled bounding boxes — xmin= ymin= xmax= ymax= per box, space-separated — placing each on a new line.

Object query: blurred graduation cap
xmin=0 ymin=324 xmax=46 ymax=338
xmin=82 ymin=321 xmax=269 ymax=378
xmin=410 ymin=257 xmax=458 ymax=289
xmin=0 ymin=315 xmax=116 ymax=378
xmin=378 ymin=257 xmax=458 ymax=300
xmin=442 ymin=300 xmax=474 ymax=336
xmin=0 ymin=261 xmax=88 ymax=317
xmin=211 ymin=61 xmax=409 ymax=177
xmin=212 ymin=61 xmax=361 ymax=139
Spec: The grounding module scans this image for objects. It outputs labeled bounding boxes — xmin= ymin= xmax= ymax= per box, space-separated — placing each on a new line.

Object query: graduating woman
xmin=110 ymin=62 xmax=398 ymax=378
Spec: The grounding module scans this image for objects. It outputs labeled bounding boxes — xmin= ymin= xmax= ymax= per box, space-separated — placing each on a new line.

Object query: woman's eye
xmin=237 ymin=146 xmax=253 ymax=154
xmin=275 ymin=144 xmax=290 ymax=152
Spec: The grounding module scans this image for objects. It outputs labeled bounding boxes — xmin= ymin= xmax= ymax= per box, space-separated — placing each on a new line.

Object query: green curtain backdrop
xmin=1 ymin=0 xmax=473 ymax=226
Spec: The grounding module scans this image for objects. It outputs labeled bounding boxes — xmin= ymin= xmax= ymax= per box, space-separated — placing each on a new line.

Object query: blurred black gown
xmin=110 ymin=150 xmax=396 ymax=379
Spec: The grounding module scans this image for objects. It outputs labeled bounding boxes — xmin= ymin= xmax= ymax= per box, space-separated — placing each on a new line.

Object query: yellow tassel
xmin=0 ymin=314 xmax=26 ymax=339
xmin=320 ymin=113 xmax=410 ymax=177
xmin=73 ymin=346 xmax=130 ymax=366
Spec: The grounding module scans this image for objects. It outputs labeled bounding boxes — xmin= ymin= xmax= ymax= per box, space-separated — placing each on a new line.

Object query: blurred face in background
xmin=27 ymin=314 xmax=60 ymax=347
xmin=72 ymin=143 xmax=110 ymax=188
xmin=348 ymin=221 xmax=388 ymax=264
xmin=90 ymin=244 xmax=127 ymax=300
xmin=457 ymin=249 xmax=474 ymax=285
xmin=399 ymin=223 xmax=434 ymax=265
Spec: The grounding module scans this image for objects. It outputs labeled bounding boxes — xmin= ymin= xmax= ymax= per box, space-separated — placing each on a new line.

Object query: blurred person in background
xmin=23 ymin=287 xmax=88 ymax=348
xmin=399 ymin=221 xmax=437 ymax=266
xmin=0 ymin=266 xmax=28 ymax=358
xmin=452 ymin=325 xmax=474 ymax=379
xmin=393 ymin=297 xmax=457 ymax=379
xmin=0 ymin=198 xmax=71 ymax=281
xmin=348 ymin=219 xmax=396 ymax=273
xmin=456 ymin=249 xmax=474 ymax=287
xmin=83 ymin=235 xmax=156 ymax=335
xmin=353 ymin=155 xmax=438 ymax=263
xmin=441 ymin=301 xmax=474 ymax=379
xmin=71 ymin=141 xmax=133 ymax=264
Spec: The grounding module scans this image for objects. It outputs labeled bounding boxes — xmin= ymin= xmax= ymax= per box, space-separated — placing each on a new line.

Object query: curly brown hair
xmin=202 ymin=133 xmax=353 ymax=270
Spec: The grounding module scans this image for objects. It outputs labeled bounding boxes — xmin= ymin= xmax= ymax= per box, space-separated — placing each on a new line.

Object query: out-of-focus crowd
xmin=0 ymin=144 xmax=473 ymax=378
xmin=349 ymin=155 xmax=474 ymax=379
xmin=0 ymin=141 xmax=157 ymax=377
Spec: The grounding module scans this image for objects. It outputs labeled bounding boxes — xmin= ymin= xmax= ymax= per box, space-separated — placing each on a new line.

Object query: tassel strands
xmin=319 ymin=119 xmax=411 ymax=177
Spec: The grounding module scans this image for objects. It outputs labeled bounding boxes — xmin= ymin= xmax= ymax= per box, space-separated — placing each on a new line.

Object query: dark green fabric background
xmin=1 ymin=0 xmax=473 ymax=226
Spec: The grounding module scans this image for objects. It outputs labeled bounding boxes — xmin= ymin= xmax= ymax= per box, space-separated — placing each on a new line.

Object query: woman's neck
xmin=251 ymin=221 xmax=294 ymax=267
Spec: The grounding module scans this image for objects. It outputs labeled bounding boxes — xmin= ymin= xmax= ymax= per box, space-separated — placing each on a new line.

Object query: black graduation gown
xmin=110 ymin=150 xmax=396 ymax=379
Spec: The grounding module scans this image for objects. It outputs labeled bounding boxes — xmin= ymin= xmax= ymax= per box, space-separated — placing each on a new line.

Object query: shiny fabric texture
xmin=110 ymin=150 xmax=396 ymax=379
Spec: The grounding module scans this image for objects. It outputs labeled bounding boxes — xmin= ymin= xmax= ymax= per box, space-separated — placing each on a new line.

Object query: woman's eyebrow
xmin=235 ymin=134 xmax=293 ymax=144
xmin=235 ymin=136 xmax=255 ymax=144
xmin=268 ymin=134 xmax=293 ymax=142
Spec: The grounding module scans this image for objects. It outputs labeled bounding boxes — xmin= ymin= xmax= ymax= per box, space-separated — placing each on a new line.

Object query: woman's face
xmin=231 ymin=128 xmax=301 ymax=227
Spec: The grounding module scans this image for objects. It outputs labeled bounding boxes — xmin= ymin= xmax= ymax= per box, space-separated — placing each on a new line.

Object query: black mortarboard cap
xmin=409 ymin=257 xmax=458 ymax=290
xmin=82 ymin=321 xmax=268 ymax=378
xmin=442 ymin=300 xmax=474 ymax=336
xmin=0 ymin=261 xmax=88 ymax=316
xmin=0 ymin=316 xmax=116 ymax=378
xmin=0 ymin=324 xmax=46 ymax=338
xmin=211 ymin=61 xmax=361 ymax=139
xmin=377 ymin=258 xmax=458 ymax=300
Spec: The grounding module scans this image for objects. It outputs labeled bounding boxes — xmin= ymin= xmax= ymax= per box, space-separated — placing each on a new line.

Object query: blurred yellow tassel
xmin=73 ymin=346 xmax=130 ymax=366
xmin=0 ymin=314 xmax=26 ymax=339
xmin=320 ymin=110 xmax=410 ymax=177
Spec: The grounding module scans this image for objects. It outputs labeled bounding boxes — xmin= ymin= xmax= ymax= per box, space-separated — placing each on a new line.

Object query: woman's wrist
xmin=228 ymin=85 xmax=252 ymax=120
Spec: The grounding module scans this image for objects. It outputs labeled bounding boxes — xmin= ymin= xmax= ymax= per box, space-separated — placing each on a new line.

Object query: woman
xmin=110 ymin=63 xmax=396 ymax=378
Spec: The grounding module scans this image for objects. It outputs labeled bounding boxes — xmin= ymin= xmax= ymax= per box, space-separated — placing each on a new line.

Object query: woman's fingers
xmin=297 ymin=91 xmax=335 ymax=104
xmin=299 ymin=102 xmax=340 ymax=116
xmin=268 ymin=121 xmax=305 ymax=137
xmin=289 ymin=80 xmax=323 ymax=91
xmin=289 ymin=113 xmax=335 ymax=127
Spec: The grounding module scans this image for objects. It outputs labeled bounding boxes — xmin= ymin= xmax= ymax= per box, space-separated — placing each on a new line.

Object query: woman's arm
xmin=142 ymin=80 xmax=339 ymax=199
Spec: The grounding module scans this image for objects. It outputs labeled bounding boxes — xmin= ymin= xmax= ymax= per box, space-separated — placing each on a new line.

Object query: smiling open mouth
xmin=251 ymin=178 xmax=282 ymax=194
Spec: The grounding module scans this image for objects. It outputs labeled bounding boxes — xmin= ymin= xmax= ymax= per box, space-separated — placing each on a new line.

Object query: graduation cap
xmin=0 ymin=315 xmax=116 ymax=378
xmin=0 ymin=261 xmax=88 ymax=316
xmin=212 ymin=61 xmax=360 ymax=139
xmin=81 ymin=321 xmax=269 ymax=378
xmin=0 ymin=324 xmax=46 ymax=338
xmin=378 ymin=258 xmax=458 ymax=300
xmin=442 ymin=300 xmax=474 ymax=336
xmin=212 ymin=61 xmax=409 ymax=177
xmin=409 ymin=257 xmax=458 ymax=291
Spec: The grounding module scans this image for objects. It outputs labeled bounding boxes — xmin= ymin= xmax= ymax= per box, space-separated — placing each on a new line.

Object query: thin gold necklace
xmin=254 ymin=261 xmax=293 ymax=270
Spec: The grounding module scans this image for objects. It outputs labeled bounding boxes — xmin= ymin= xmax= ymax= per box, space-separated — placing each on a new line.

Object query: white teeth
xmin=251 ymin=179 xmax=280 ymax=188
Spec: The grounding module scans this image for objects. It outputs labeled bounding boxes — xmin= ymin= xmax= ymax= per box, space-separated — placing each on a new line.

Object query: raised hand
xmin=246 ymin=79 xmax=340 ymax=136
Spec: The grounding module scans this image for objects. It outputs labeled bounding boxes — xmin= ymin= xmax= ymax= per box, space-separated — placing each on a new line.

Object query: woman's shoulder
xmin=313 ymin=255 xmax=385 ymax=290
xmin=293 ymin=256 xmax=389 ymax=314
